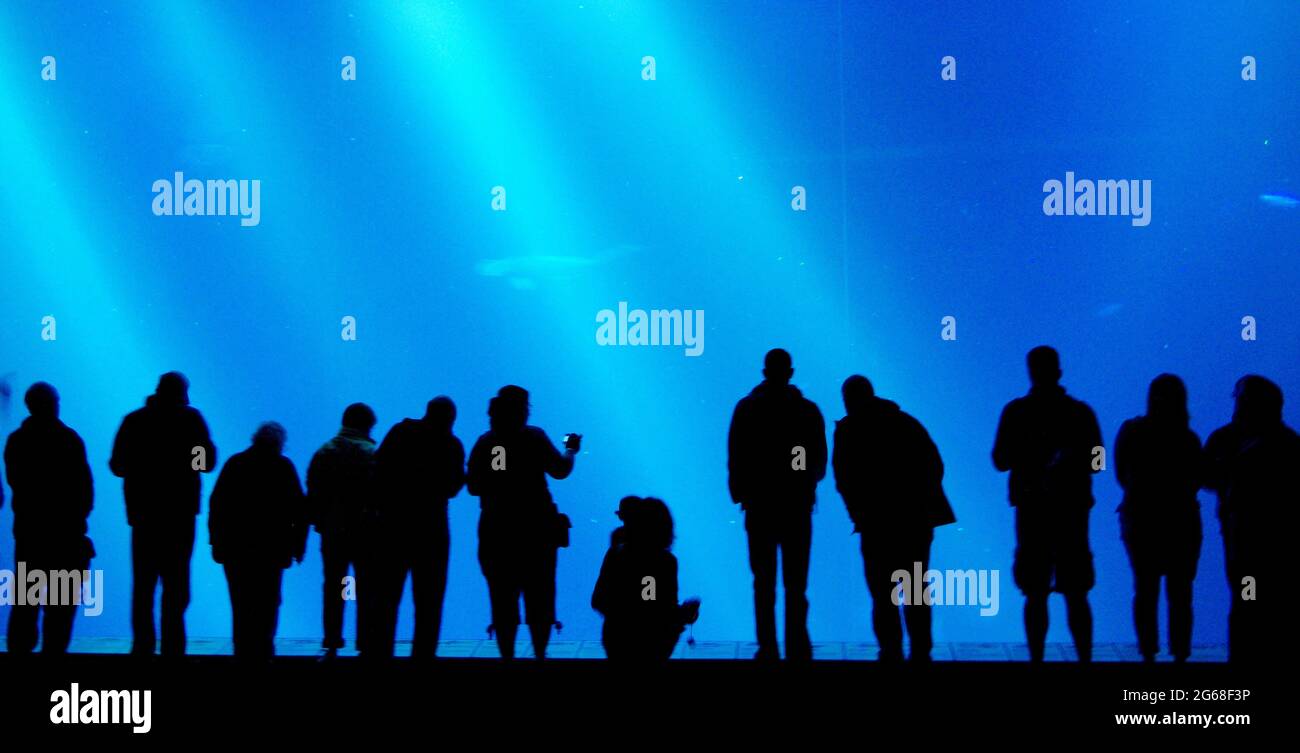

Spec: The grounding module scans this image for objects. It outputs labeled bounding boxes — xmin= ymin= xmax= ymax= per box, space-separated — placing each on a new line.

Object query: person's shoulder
xmin=1001 ymin=395 xmax=1029 ymax=413
xmin=61 ymin=423 xmax=87 ymax=449
xmin=380 ymin=419 xmax=418 ymax=445
xmin=312 ymin=437 xmax=336 ymax=457
xmin=1204 ymin=423 xmax=1234 ymax=444
xmin=379 ymin=421 xmax=418 ymax=449
xmin=1067 ymin=394 xmax=1099 ymax=421
xmin=894 ymin=405 xmax=923 ymax=429
xmin=121 ymin=405 xmax=148 ymax=424
xmin=221 ymin=449 xmax=249 ymax=470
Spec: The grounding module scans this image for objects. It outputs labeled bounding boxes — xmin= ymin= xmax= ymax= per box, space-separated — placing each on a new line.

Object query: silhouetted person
xmin=110 ymin=372 xmax=216 ymax=657
xmin=833 ymin=376 xmax=955 ymax=662
xmin=1114 ymin=374 xmax=1202 ymax=662
xmin=370 ymin=396 xmax=466 ymax=659
xmin=467 ymin=386 xmax=579 ymax=660
xmin=1203 ymin=375 xmax=1299 ymax=663
xmin=993 ymin=346 xmax=1101 ymax=662
xmin=592 ymin=496 xmax=700 ymax=662
xmin=306 ymin=402 xmax=378 ymax=658
xmin=728 ymin=348 xmax=826 ymax=661
xmin=4 ymin=383 xmax=95 ymax=655
xmin=209 ymin=422 xmax=307 ymax=660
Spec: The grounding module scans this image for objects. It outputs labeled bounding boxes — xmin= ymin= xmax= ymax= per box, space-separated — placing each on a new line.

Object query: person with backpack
xmin=833 ymin=375 xmax=955 ymax=662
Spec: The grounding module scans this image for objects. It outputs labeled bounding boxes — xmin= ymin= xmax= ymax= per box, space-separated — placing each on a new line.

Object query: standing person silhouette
xmin=208 ymin=422 xmax=307 ymax=660
xmin=832 ymin=375 xmax=955 ymax=662
xmin=591 ymin=496 xmax=700 ymax=662
xmin=467 ymin=386 xmax=579 ymax=660
xmin=1203 ymin=375 xmax=1299 ymax=663
xmin=306 ymin=403 xmax=378 ymax=658
xmin=371 ymin=396 xmax=465 ymax=659
xmin=110 ymin=372 xmax=216 ymax=658
xmin=1114 ymin=374 xmax=1202 ymax=663
xmin=727 ymin=348 xmax=827 ymax=662
xmin=993 ymin=346 xmax=1102 ymax=662
xmin=4 ymin=383 xmax=95 ymax=655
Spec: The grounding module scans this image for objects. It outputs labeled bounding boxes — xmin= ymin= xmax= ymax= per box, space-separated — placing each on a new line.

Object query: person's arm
xmin=1185 ymin=430 xmax=1204 ymax=492
xmin=304 ymin=449 xmax=324 ymax=530
xmin=541 ymin=430 xmax=575 ymax=480
xmin=441 ymin=437 xmax=466 ymax=499
xmin=992 ymin=403 xmax=1016 ymax=472
xmin=1083 ymin=405 xmax=1104 ymax=474
xmin=665 ymin=555 xmax=680 ymax=620
xmin=4 ymin=435 xmax=22 ymax=504
xmin=591 ymin=547 xmax=616 ymax=616
xmin=831 ymin=423 xmax=847 ymax=497
xmin=1201 ymin=429 xmax=1228 ymax=492
xmin=671 ymin=556 xmax=699 ymax=626
xmin=465 ymin=437 xmax=487 ymax=497
xmin=74 ymin=433 xmax=93 ymax=519
xmin=915 ymin=419 xmax=944 ymax=484
xmin=809 ymin=404 xmax=828 ymax=483
xmin=109 ymin=415 xmax=131 ymax=478
xmin=194 ymin=412 xmax=217 ymax=473
xmin=208 ymin=461 xmax=232 ymax=562
xmin=831 ymin=423 xmax=863 ymax=530
xmin=1113 ymin=421 xmax=1133 ymax=491
xmin=727 ymin=400 xmax=749 ymax=505
xmin=286 ymin=459 xmax=308 ymax=564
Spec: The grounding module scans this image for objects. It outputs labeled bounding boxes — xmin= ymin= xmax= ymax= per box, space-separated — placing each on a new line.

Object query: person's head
xmin=341 ymin=402 xmax=377 ymax=435
xmin=251 ymin=421 xmax=287 ymax=453
xmin=1026 ymin=346 xmax=1061 ymax=387
xmin=24 ymin=382 xmax=59 ymax=420
xmin=424 ymin=396 xmax=456 ymax=433
xmin=615 ymin=495 xmax=641 ymax=525
xmin=1232 ymin=374 xmax=1284 ymax=431
xmin=624 ymin=496 xmax=674 ymax=551
xmin=763 ymin=348 xmax=793 ymax=384
xmin=841 ymin=374 xmax=875 ymax=416
xmin=489 ymin=385 xmax=529 ymax=432
xmin=1146 ymin=373 xmax=1188 ymax=427
xmin=155 ymin=371 xmax=190 ymax=406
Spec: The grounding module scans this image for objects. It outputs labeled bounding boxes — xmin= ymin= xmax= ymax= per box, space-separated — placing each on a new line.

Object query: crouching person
xmin=592 ymin=496 xmax=700 ymax=662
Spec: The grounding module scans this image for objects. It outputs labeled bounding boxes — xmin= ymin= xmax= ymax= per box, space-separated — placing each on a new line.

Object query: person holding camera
xmin=467 ymin=385 xmax=580 ymax=660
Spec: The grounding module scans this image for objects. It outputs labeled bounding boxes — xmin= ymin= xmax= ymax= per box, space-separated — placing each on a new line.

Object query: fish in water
xmin=1259 ymin=193 xmax=1299 ymax=209
xmin=476 ymin=244 xmax=638 ymax=289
